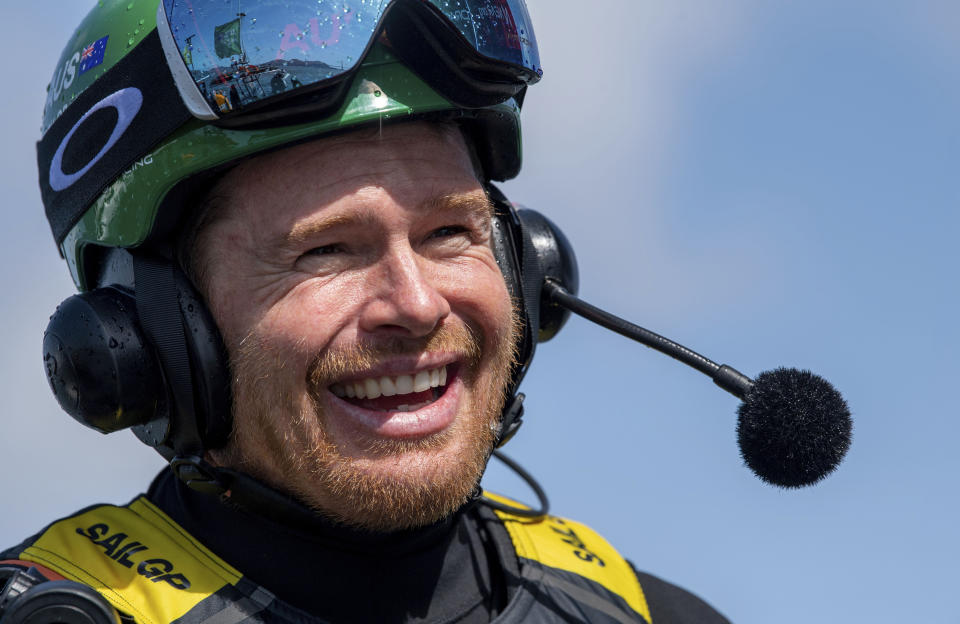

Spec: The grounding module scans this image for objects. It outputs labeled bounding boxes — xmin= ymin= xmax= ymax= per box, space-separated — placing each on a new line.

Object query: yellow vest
xmin=13 ymin=493 xmax=652 ymax=623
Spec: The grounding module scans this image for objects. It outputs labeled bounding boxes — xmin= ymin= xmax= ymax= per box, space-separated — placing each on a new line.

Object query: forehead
xmin=206 ymin=122 xmax=482 ymax=234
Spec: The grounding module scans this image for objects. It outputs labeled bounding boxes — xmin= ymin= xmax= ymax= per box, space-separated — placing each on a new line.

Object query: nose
xmin=358 ymin=244 xmax=450 ymax=338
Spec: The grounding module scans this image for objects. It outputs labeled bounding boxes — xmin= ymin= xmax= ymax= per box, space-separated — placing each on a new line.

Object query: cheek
xmin=248 ymin=278 xmax=371 ymax=360
xmin=443 ymin=263 xmax=514 ymax=343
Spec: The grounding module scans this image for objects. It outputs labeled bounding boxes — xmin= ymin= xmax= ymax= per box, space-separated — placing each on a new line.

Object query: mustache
xmin=306 ymin=323 xmax=484 ymax=389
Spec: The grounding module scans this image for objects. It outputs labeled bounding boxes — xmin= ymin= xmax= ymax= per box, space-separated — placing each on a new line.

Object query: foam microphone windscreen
xmin=737 ymin=367 xmax=852 ymax=488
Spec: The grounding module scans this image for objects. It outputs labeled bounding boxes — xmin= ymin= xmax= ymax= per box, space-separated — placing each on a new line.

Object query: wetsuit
xmin=1 ymin=469 xmax=730 ymax=623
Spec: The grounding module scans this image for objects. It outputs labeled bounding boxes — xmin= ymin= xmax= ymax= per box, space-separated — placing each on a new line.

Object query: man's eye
xmin=429 ymin=225 xmax=468 ymax=239
xmin=305 ymin=244 xmax=342 ymax=256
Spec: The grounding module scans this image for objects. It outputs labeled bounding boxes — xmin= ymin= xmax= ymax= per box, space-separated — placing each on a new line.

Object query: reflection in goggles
xmin=169 ymin=0 xmax=376 ymax=113
xmin=164 ymin=0 xmax=539 ymax=115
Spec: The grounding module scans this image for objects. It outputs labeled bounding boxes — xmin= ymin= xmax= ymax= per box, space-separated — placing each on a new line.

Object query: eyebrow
xmin=421 ymin=190 xmax=495 ymax=224
xmin=283 ymin=190 xmax=494 ymax=246
xmin=285 ymin=212 xmax=377 ymax=247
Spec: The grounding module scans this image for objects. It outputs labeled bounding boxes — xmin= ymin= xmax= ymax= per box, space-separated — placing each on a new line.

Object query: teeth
xmin=413 ymin=371 xmax=431 ymax=393
xmin=395 ymin=374 xmax=414 ymax=394
xmin=364 ymin=378 xmax=381 ymax=400
xmin=330 ymin=365 xmax=448 ymax=400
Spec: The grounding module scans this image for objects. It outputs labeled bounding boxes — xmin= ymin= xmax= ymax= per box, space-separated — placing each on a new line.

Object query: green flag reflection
xmin=214 ymin=19 xmax=242 ymax=59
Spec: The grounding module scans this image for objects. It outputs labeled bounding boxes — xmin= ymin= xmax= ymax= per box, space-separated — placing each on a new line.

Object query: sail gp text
xmin=75 ymin=523 xmax=192 ymax=590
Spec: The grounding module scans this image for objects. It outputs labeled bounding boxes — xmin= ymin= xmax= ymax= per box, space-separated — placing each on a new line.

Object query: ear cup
xmin=515 ymin=209 xmax=579 ymax=342
xmin=131 ymin=253 xmax=233 ymax=453
xmin=43 ymin=286 xmax=170 ymax=435
xmin=487 ymin=185 xmax=580 ymax=357
xmin=485 ymin=187 xmax=580 ymax=447
xmin=487 ymin=197 xmax=535 ymax=447
xmin=490 ymin=202 xmax=533 ymax=359
xmin=488 ymin=190 xmax=540 ymax=390
xmin=170 ymin=267 xmax=233 ymax=449
xmin=43 ymin=253 xmax=233 ymax=454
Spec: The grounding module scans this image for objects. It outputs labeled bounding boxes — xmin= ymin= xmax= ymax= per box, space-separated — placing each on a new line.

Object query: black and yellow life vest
xmin=8 ymin=493 xmax=651 ymax=623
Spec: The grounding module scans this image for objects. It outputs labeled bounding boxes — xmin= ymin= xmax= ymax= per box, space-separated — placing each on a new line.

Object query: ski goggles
xmin=158 ymin=0 xmax=541 ymax=125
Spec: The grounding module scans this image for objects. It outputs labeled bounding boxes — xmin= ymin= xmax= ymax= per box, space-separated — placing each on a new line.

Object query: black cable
xmin=480 ymin=450 xmax=550 ymax=518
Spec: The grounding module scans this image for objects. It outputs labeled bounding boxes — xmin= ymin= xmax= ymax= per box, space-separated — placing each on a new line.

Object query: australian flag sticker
xmin=78 ymin=36 xmax=109 ymax=75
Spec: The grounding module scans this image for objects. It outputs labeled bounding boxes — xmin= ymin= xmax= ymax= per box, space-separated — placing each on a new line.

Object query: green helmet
xmin=41 ymin=0 xmax=531 ymax=292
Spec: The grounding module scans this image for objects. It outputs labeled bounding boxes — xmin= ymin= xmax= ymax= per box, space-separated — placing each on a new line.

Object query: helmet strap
xmin=495 ymin=393 xmax=526 ymax=448
xmin=132 ymin=252 xmax=204 ymax=457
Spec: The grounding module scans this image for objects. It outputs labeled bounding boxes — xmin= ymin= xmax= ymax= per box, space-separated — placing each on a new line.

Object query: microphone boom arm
xmin=543 ymin=280 xmax=754 ymax=399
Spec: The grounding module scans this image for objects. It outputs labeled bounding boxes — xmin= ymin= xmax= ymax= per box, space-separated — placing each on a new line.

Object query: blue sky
xmin=2 ymin=2 xmax=958 ymax=623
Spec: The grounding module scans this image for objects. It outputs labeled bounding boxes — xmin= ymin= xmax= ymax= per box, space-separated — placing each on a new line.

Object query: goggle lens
xmin=162 ymin=0 xmax=540 ymax=116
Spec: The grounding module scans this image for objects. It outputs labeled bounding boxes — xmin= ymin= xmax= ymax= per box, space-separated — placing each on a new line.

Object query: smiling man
xmin=199 ymin=123 xmax=519 ymax=531
xmin=1 ymin=1 xmax=729 ymax=622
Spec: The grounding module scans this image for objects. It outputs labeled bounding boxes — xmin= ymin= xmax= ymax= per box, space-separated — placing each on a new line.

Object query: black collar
xmin=147 ymin=468 xmax=512 ymax=623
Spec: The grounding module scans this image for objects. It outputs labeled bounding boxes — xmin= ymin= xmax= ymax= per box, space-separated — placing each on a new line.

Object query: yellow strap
xmin=485 ymin=491 xmax=652 ymax=623
xmin=20 ymin=497 xmax=241 ymax=624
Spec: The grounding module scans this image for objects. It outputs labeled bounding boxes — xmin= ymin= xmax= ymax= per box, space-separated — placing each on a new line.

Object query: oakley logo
xmin=49 ymin=87 xmax=143 ymax=192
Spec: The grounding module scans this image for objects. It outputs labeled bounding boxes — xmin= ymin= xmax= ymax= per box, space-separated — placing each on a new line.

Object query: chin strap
xmin=171 ymin=448 xmax=550 ymax=527
xmin=133 ymin=253 xmax=202 ymax=455
xmin=495 ymin=393 xmax=525 ymax=448
xmin=169 ymin=455 xmax=226 ymax=496
xmin=170 ymin=455 xmax=343 ymax=531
